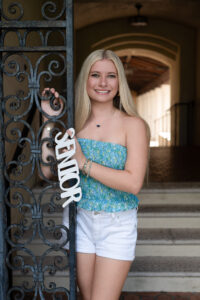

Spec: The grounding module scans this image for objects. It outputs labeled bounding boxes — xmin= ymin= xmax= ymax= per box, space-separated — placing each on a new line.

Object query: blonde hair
xmin=75 ymin=49 xmax=142 ymax=132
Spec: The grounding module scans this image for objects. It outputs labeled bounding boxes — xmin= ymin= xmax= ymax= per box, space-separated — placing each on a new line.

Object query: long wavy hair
xmin=75 ymin=49 xmax=149 ymax=138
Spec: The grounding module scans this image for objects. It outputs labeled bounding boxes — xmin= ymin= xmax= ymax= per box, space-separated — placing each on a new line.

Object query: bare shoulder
xmin=122 ymin=115 xmax=149 ymax=149
xmin=123 ymin=115 xmax=147 ymax=135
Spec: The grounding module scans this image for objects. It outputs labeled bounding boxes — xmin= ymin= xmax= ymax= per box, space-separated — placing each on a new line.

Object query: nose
xmin=99 ymin=75 xmax=107 ymax=87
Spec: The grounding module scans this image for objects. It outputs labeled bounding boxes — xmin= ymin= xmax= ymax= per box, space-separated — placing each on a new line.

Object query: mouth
xmin=95 ymin=90 xmax=110 ymax=94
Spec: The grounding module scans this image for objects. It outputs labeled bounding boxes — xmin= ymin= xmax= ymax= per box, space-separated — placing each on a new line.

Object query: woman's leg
xmin=77 ymin=252 xmax=96 ymax=300
xmin=91 ymin=256 xmax=132 ymax=300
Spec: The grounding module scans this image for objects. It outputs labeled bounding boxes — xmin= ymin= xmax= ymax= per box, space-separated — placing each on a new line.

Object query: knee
xmin=79 ymin=291 xmax=91 ymax=300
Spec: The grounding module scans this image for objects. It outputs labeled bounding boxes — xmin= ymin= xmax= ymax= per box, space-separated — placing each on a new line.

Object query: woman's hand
xmin=41 ymin=87 xmax=64 ymax=121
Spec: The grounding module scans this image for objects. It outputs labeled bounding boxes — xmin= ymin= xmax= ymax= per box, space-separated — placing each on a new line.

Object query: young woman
xmin=41 ymin=49 xmax=149 ymax=300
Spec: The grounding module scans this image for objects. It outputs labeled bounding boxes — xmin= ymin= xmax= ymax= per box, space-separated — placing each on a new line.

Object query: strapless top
xmin=77 ymin=138 xmax=139 ymax=212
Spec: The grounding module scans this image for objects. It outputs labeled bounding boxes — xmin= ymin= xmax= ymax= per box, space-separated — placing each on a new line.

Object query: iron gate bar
xmin=0 ymin=47 xmax=67 ymax=52
xmin=0 ymin=3 xmax=8 ymax=299
xmin=0 ymin=21 xmax=66 ymax=28
xmin=0 ymin=52 xmax=9 ymax=300
xmin=66 ymin=0 xmax=77 ymax=298
xmin=0 ymin=0 xmax=9 ymax=297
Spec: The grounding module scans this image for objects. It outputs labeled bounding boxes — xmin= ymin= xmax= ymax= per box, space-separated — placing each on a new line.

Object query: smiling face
xmin=86 ymin=59 xmax=119 ymax=104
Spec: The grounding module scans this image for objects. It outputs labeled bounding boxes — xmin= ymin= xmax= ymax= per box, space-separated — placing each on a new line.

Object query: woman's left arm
xmin=74 ymin=117 xmax=149 ymax=195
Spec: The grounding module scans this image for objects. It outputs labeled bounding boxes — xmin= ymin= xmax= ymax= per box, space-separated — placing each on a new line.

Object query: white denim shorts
xmin=62 ymin=206 xmax=138 ymax=261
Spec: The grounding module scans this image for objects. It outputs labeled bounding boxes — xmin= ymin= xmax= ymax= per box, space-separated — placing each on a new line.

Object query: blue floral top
xmin=77 ymin=138 xmax=139 ymax=212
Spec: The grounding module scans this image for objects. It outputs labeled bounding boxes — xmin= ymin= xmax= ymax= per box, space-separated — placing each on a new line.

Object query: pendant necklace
xmin=95 ymin=110 xmax=116 ymax=128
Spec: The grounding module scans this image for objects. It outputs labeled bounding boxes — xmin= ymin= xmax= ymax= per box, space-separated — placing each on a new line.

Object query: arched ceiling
xmin=120 ymin=55 xmax=169 ymax=94
xmin=74 ymin=0 xmax=200 ymax=29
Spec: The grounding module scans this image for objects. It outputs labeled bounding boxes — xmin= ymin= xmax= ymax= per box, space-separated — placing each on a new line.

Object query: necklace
xmin=94 ymin=109 xmax=117 ymax=128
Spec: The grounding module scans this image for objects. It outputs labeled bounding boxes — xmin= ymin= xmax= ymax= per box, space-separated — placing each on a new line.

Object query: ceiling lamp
xmin=129 ymin=3 xmax=148 ymax=27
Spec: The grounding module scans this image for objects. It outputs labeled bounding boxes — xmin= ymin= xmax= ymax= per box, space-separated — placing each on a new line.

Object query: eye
xmin=90 ymin=73 xmax=99 ymax=78
xmin=108 ymin=74 xmax=117 ymax=78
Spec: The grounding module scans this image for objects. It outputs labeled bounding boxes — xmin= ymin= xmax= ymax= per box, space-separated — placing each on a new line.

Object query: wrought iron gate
xmin=0 ymin=0 xmax=76 ymax=299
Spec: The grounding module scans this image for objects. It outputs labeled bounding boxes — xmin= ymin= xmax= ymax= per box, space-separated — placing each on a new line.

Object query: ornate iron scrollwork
xmin=42 ymin=1 xmax=66 ymax=21
xmin=0 ymin=0 xmax=75 ymax=299
xmin=2 ymin=2 xmax=24 ymax=21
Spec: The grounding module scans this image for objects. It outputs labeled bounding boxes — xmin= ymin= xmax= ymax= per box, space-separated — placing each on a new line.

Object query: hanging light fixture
xmin=129 ymin=3 xmax=148 ymax=27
